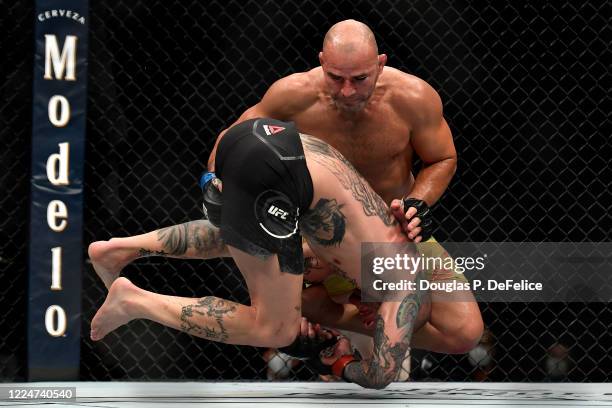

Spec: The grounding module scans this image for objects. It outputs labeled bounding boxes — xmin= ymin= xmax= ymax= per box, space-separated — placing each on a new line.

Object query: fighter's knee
xmin=258 ymin=318 xmax=300 ymax=348
xmin=274 ymin=324 xmax=300 ymax=349
xmin=364 ymin=377 xmax=393 ymax=390
xmin=450 ymin=314 xmax=484 ymax=354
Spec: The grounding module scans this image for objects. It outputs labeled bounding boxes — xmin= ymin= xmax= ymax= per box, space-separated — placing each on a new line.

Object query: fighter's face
xmin=320 ymin=54 xmax=385 ymax=112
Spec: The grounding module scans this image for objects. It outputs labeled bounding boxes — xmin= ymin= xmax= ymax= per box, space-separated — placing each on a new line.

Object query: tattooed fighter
xmin=91 ymin=118 xmax=432 ymax=389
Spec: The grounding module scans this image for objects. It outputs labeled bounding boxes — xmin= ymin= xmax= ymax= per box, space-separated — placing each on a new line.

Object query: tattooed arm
xmin=343 ymin=280 xmax=423 ymax=389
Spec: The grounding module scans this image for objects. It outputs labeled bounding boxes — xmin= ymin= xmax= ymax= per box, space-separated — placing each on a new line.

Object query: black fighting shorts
xmin=214 ymin=118 xmax=313 ymax=274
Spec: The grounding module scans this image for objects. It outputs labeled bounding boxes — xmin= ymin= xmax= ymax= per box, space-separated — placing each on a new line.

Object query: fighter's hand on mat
xmin=281 ymin=318 xmax=351 ymax=377
xmin=317 ymin=335 xmax=356 ymax=380
xmin=389 ymin=197 xmax=433 ymax=242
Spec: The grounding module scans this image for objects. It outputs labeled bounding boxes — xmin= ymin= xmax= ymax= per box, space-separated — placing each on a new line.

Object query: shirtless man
xmin=91 ymin=118 xmax=432 ymax=389
xmin=89 ymin=19 xmax=483 ymax=354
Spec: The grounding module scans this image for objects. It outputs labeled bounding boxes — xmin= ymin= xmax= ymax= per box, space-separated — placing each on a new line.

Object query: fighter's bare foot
xmin=91 ymin=277 xmax=140 ymax=341
xmin=88 ymin=239 xmax=137 ymax=289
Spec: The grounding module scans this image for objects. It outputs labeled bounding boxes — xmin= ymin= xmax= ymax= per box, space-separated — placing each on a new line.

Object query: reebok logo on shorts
xmin=263 ymin=124 xmax=285 ymax=135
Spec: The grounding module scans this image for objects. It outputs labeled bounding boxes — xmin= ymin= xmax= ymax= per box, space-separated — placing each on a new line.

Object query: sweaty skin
xmin=208 ymin=66 xmax=457 ymax=209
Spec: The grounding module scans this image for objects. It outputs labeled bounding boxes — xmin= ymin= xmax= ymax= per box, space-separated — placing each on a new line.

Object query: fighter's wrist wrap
xmin=278 ymin=333 xmax=337 ymax=361
xmin=200 ymin=171 xmax=222 ymax=227
xmin=279 ymin=333 xmax=340 ymax=376
xmin=332 ymin=354 xmax=357 ymax=379
xmin=402 ymin=197 xmax=433 ymax=241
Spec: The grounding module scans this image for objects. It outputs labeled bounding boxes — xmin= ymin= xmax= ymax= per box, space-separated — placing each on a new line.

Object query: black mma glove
xmin=402 ymin=197 xmax=433 ymax=241
xmin=199 ymin=171 xmax=222 ymax=228
xmin=278 ymin=331 xmax=340 ymax=376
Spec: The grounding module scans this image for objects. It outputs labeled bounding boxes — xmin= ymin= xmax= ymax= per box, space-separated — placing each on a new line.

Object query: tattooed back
xmin=299 ymin=134 xmax=408 ymax=288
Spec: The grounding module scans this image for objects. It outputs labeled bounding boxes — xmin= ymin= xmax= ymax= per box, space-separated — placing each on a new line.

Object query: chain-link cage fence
xmin=1 ymin=0 xmax=609 ymax=382
xmin=0 ymin=1 xmax=33 ymax=382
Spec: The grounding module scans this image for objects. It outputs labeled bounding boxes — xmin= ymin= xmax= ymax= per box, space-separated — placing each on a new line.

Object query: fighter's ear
xmin=378 ymin=54 xmax=387 ymax=71
xmin=319 ymin=51 xmax=325 ymax=66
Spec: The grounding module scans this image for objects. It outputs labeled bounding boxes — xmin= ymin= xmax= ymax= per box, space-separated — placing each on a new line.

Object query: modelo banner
xmin=28 ymin=0 xmax=88 ymax=380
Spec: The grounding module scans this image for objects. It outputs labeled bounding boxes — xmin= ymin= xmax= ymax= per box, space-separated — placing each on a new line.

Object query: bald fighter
xmin=89 ymin=19 xmax=483 ymax=354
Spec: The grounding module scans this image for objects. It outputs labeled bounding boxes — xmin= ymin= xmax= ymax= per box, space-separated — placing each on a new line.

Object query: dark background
xmin=1 ymin=0 xmax=610 ymax=381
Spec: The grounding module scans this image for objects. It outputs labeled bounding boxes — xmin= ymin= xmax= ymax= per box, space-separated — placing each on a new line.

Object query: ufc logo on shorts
xmin=268 ymin=205 xmax=288 ymax=220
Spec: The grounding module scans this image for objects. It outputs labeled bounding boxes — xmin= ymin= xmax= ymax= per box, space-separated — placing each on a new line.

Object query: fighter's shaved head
xmin=322 ymin=19 xmax=378 ymax=59
xmin=319 ymin=19 xmax=386 ymax=112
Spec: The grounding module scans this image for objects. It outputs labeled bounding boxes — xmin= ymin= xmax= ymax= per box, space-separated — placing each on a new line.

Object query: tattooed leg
xmin=91 ymin=277 xmax=259 ymax=345
xmin=89 ymin=220 xmax=228 ymax=289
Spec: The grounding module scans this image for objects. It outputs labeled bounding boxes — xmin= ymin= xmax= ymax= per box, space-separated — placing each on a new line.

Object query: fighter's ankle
xmin=120 ymin=296 xmax=140 ymax=318
xmin=107 ymin=237 xmax=124 ymax=247
xmin=112 ymin=280 xmax=142 ymax=313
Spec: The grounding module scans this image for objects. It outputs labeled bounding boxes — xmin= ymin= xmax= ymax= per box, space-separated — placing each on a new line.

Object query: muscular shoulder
xmin=383 ymin=67 xmax=443 ymax=125
xmin=262 ymin=70 xmax=320 ymax=118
